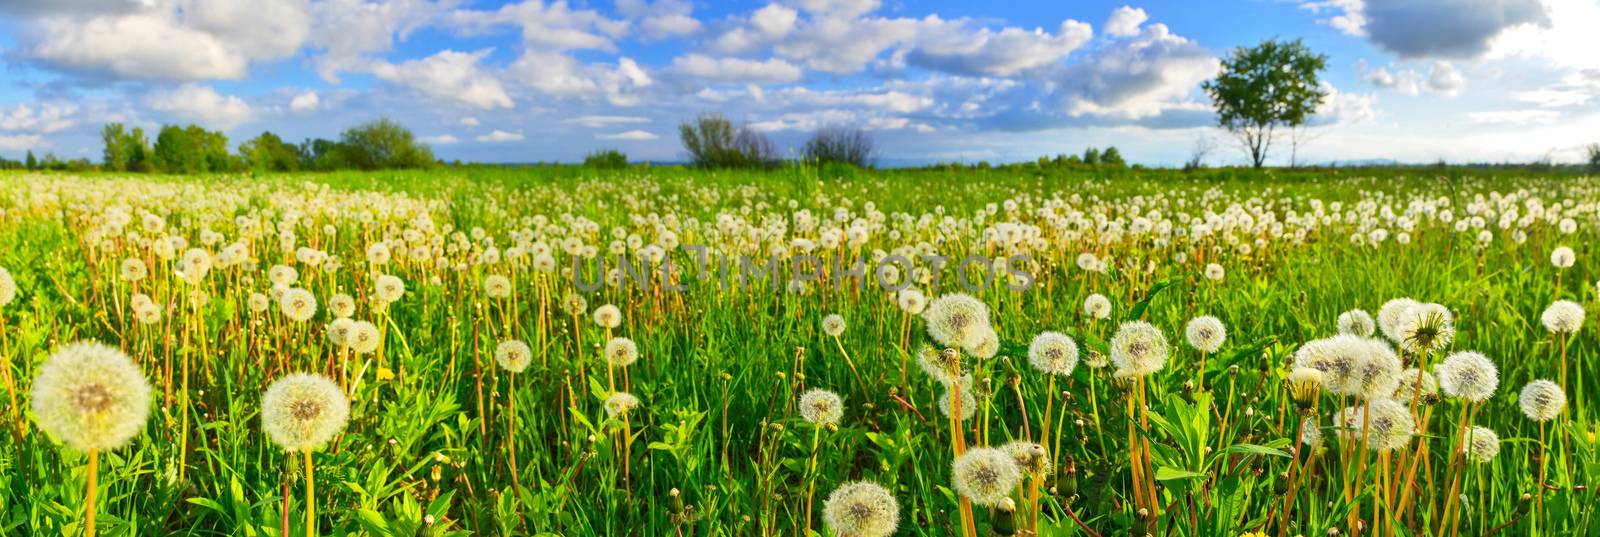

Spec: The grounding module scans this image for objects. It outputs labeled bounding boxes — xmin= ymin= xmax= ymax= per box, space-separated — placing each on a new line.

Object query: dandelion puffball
xmin=965 ymin=326 xmax=999 ymax=360
xmin=1377 ymin=297 xmax=1420 ymax=343
xmin=561 ymin=293 xmax=588 ymax=316
xmin=604 ymin=337 xmax=638 ymax=367
xmin=326 ymin=318 xmax=355 ymax=347
xmin=1437 ymin=351 xmax=1499 ymax=403
xmin=896 ymin=288 xmax=926 ymax=315
xmin=593 ymin=304 xmax=622 ymax=328
xmin=822 ymin=481 xmax=900 ymax=537
xmin=1109 ymin=321 xmax=1168 ymax=376
xmin=1001 ymin=440 xmax=1051 ymax=477
xmin=915 ymin=346 xmax=960 ymax=386
xmin=1392 ymin=368 xmax=1438 ymax=402
xmin=30 ymin=341 xmax=152 ymax=452
xmin=1462 ymin=426 xmax=1500 ymax=464
xmin=1518 ymin=379 xmax=1565 ymax=422
xmin=374 ymin=274 xmax=405 ymax=303
xmin=1396 ymin=302 xmax=1454 ymax=354
xmin=1027 ymin=331 xmax=1079 ymax=376
xmin=0 ymin=267 xmax=17 ymax=308
xmin=604 ymin=391 xmax=640 ymax=418
xmin=484 ymin=275 xmax=512 ymax=299
xmin=1184 ymin=316 xmax=1226 ymax=353
xmin=119 ymin=258 xmax=147 ymax=282
xmin=261 ymin=373 xmax=350 ymax=452
xmin=937 ymin=387 xmax=977 ymax=422
xmin=279 ymin=288 xmax=318 ymax=322
xmin=821 ymin=314 xmax=846 ymax=337
xmin=923 ymin=293 xmax=991 ymax=349
xmin=1083 ymin=294 xmax=1111 ymax=320
xmin=495 ymin=340 xmax=532 ymax=373
xmin=1540 ymin=300 xmax=1585 ymax=334
xmin=329 ymin=293 xmax=356 ymax=319
xmin=799 ymin=388 xmax=844 ymax=427
xmin=951 ymin=447 xmax=1021 ymax=507
xmin=1337 ymin=309 xmax=1375 ymax=337
xmin=1550 ymin=246 xmax=1575 ymax=269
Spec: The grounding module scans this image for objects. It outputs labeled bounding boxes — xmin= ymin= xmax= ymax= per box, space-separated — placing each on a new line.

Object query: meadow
xmin=0 ymin=167 xmax=1595 ymax=537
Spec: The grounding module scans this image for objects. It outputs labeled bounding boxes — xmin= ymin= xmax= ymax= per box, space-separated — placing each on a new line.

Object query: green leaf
xmin=1154 ymin=467 xmax=1206 ymax=481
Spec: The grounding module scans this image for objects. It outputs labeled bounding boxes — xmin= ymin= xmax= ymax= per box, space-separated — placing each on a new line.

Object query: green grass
xmin=0 ymin=168 xmax=1596 ymax=536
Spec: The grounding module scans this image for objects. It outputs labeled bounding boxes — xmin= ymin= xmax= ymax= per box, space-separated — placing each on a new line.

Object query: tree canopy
xmin=1203 ymin=38 xmax=1328 ymax=168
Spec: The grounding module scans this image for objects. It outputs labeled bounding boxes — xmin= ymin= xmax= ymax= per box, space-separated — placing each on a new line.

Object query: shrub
xmin=584 ymin=149 xmax=629 ymax=169
xmin=802 ymin=126 xmax=875 ymax=168
xmin=679 ymin=112 xmax=779 ymax=168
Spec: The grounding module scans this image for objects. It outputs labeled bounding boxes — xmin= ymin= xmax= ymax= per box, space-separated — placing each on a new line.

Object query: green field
xmin=0 ymin=169 xmax=1596 ymax=536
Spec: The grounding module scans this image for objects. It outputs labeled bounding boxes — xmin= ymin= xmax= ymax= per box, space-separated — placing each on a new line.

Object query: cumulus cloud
xmin=461 ymin=117 xmax=481 ymax=126
xmin=1426 ymin=61 xmax=1465 ymax=96
xmin=1303 ymin=0 xmax=1550 ymax=59
xmin=0 ymin=102 xmax=79 ymax=134
xmin=596 ymin=130 xmax=659 ymax=140
xmin=370 ymin=49 xmax=514 ymax=109
xmin=1055 ymin=23 xmax=1220 ymax=120
xmin=310 ymin=0 xmax=453 ymax=82
xmin=906 ymin=19 xmax=1094 ymax=77
xmin=0 ymin=134 xmax=46 ymax=151
xmin=1104 ymin=6 xmax=1148 ymax=37
xmin=450 ymin=0 xmax=627 ymax=51
xmin=566 ymin=115 xmax=651 ymax=128
xmin=669 ymin=54 xmax=804 ymax=84
xmin=290 ymin=91 xmax=321 ymax=112
xmin=1468 ymin=109 xmax=1561 ymax=124
xmin=419 ymin=134 xmax=461 ymax=144
xmin=509 ymin=52 xmax=653 ymax=105
xmin=477 ymin=129 xmax=525 ymax=142
xmin=148 ymin=84 xmax=257 ymax=129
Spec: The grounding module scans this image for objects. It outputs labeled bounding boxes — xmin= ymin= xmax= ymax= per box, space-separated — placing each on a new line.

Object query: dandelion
xmin=915 ymin=346 xmax=960 ymax=385
xmin=1299 ymin=417 xmax=1322 ymax=448
xmin=937 ymin=387 xmax=977 ymax=421
xmin=594 ymin=304 xmax=622 ymax=328
xmin=1361 ymin=398 xmax=1416 ymax=452
xmin=119 ymin=258 xmax=147 ymax=282
xmin=495 ymin=340 xmax=532 ymax=373
xmin=799 ymin=389 xmax=844 ymax=427
xmin=1083 ymin=293 xmax=1111 ymax=320
xmin=1027 ymin=331 xmax=1078 ymax=376
xmin=30 ymin=341 xmax=150 ymax=537
xmin=1349 ymin=341 xmax=1402 ymax=400
xmin=604 ymin=391 xmax=640 ymax=418
xmin=268 ymin=264 xmax=299 ymax=287
xmin=366 ymin=242 xmax=391 ymax=265
xmin=965 ymin=326 xmax=999 ymax=360
xmin=1288 ymin=367 xmax=1324 ymax=406
xmin=923 ymin=293 xmax=991 ymax=349
xmin=262 ymin=373 xmax=349 ymax=537
xmin=1462 ymin=426 xmax=1500 ymax=464
xmin=1377 ymin=297 xmax=1420 ymax=343
xmin=822 ymin=481 xmax=900 ymax=537
xmin=1204 ymin=263 xmax=1225 ymax=282
xmin=326 ymin=318 xmax=355 ymax=347
xmin=562 ymin=292 xmax=588 ymax=316
xmin=1185 ymin=316 xmax=1226 ymax=353
xmin=248 ymin=292 xmax=271 ymax=313
xmin=1292 ymin=335 xmax=1367 ymax=394
xmin=374 ymin=274 xmax=405 ymax=303
xmin=134 ymin=303 xmax=161 ymax=324
xmin=1540 ymin=300 xmax=1585 ymax=334
xmin=604 ymin=337 xmax=638 ymax=367
xmin=1437 ymin=351 xmax=1498 ymax=403
xmin=1518 ymin=380 xmax=1565 ymax=422
xmin=896 ymin=288 xmax=926 ymax=315
xmin=1396 ymin=302 xmax=1453 ymax=354
xmin=346 ymin=321 xmax=381 ymax=355
xmin=1550 ymin=246 xmax=1575 ymax=269
xmin=1000 ymin=440 xmax=1051 ymax=477
xmin=1337 ymin=309 xmax=1375 ymax=337
xmin=822 ymin=314 xmax=846 ymax=337
xmin=1391 ymin=368 xmax=1437 ymax=402
xmin=279 ymin=288 xmax=318 ymax=322
xmin=328 ymin=293 xmax=356 ymax=319
xmin=951 ymin=447 xmax=1022 ymax=506
xmin=484 ymin=275 xmax=512 ymax=298
xmin=1109 ymin=321 xmax=1168 ymax=376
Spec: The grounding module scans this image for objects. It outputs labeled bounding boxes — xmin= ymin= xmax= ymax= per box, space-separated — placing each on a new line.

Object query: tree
xmin=339 ymin=119 xmax=434 ymax=170
xmin=1586 ymin=143 xmax=1600 ymax=173
xmin=802 ymin=126 xmax=875 ymax=168
xmin=1082 ymin=147 xmax=1100 ymax=166
xmin=240 ymin=131 xmax=300 ymax=172
xmin=583 ymin=149 xmax=629 ymax=169
xmin=101 ymin=123 xmax=130 ymax=171
xmin=153 ymin=125 xmax=196 ymax=173
xmin=1101 ymin=146 xmax=1126 ymax=167
xmin=24 ymin=150 xmax=37 ymax=171
xmin=679 ymin=112 xmax=779 ymax=168
xmin=1203 ymin=38 xmax=1328 ymax=168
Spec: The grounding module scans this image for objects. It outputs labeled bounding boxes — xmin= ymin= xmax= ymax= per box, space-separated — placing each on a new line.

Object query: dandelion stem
xmin=86 ymin=450 xmax=99 ymax=537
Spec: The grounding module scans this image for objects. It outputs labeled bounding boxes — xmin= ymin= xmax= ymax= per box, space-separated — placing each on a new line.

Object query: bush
xmin=679 ymin=112 xmax=779 ymax=168
xmin=1587 ymin=143 xmax=1600 ymax=173
xmin=583 ymin=149 xmax=629 ymax=169
xmin=802 ymin=126 xmax=875 ymax=168
xmin=339 ymin=119 xmax=435 ymax=170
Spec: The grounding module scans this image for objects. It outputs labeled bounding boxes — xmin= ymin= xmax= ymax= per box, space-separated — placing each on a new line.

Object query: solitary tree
xmin=1203 ymin=38 xmax=1328 ymax=168
xmin=339 ymin=119 xmax=434 ymax=170
xmin=679 ymin=112 xmax=778 ymax=168
xmin=802 ymin=126 xmax=875 ymax=168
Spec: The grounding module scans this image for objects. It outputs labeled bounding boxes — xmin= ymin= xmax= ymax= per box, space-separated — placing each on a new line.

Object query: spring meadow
xmin=1 ymin=1 xmax=1599 ymax=537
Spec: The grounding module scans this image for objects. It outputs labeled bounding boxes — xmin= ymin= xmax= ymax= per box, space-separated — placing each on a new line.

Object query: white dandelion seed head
xmin=923 ymin=293 xmax=992 ymax=349
xmin=1000 ymin=440 xmax=1052 ymax=477
xmin=562 ymin=293 xmax=588 ymax=316
xmin=346 ymin=321 xmax=381 ymax=355
xmin=951 ymin=447 xmax=1021 ymax=507
xmin=329 ymin=293 xmax=356 ymax=319
xmin=179 ymin=248 xmax=211 ymax=284
xmin=30 ymin=341 xmax=152 ymax=452
xmin=604 ymin=337 xmax=638 ymax=368
xmin=1299 ymin=417 xmax=1322 ymax=448
xmin=1392 ymin=368 xmax=1438 ymax=403
xmin=1462 ymin=426 xmax=1500 ymax=464
xmin=594 ymin=304 xmax=622 ymax=328
xmin=896 ymin=288 xmax=926 ymax=315
xmin=261 ymin=373 xmax=349 ymax=452
xmin=484 ymin=275 xmax=512 ymax=299
xmin=1518 ymin=379 xmax=1565 ymax=422
xmin=248 ymin=292 xmax=270 ymax=313
xmin=604 ymin=391 xmax=640 ymax=418
xmin=1110 ymin=321 xmax=1169 ymax=376
xmin=1362 ymin=398 xmax=1416 ymax=452
xmin=965 ymin=325 xmax=999 ymax=360
xmin=1204 ymin=263 xmax=1225 ymax=282
xmin=495 ymin=339 xmax=532 ymax=373
xmin=1396 ymin=303 xmax=1454 ymax=354
xmin=822 ymin=481 xmax=900 ymax=537
xmin=134 ymin=302 xmax=161 ymax=324
xmin=0 ymin=267 xmax=15 ymax=308
xmin=326 ymin=318 xmax=355 ymax=347
xmin=799 ymin=388 xmax=844 ymax=426
xmin=1184 ymin=316 xmax=1226 ymax=353
xmin=279 ymin=288 xmax=318 ymax=322
xmin=268 ymin=264 xmax=299 ymax=287
xmin=1027 ymin=331 xmax=1079 ymax=376
xmin=119 ymin=258 xmax=147 ymax=282
xmin=374 ymin=274 xmax=406 ymax=303
xmin=1437 ymin=351 xmax=1499 ymax=403
xmin=1349 ymin=339 xmax=1402 ymax=400
xmin=1377 ymin=297 xmax=1421 ymax=343
xmin=1540 ymin=300 xmax=1585 ymax=334
xmin=937 ymin=386 xmax=977 ymax=422
xmin=822 ymin=314 xmax=847 ymax=337
xmin=1337 ymin=309 xmax=1375 ymax=337
xmin=366 ymin=242 xmax=391 ymax=265
xmin=1293 ymin=335 xmax=1373 ymax=397
xmin=1551 ymin=246 xmax=1575 ymax=269
xmin=1083 ymin=293 xmax=1111 ymax=320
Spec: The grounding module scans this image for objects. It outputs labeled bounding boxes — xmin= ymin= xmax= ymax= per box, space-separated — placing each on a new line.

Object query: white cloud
xmin=420 ymin=134 xmax=460 ymax=144
xmin=792 ymin=0 xmax=881 ymax=18
xmin=669 ymin=54 xmax=803 ymax=84
xmin=460 ymin=117 xmax=481 ymax=126
xmin=1309 ymin=82 xmax=1377 ymax=126
xmin=148 ymin=84 xmax=257 ymax=129
xmin=1364 ymin=66 xmax=1422 ymax=95
xmin=1468 ymin=109 xmax=1561 ymax=124
xmin=1426 ymin=61 xmax=1464 ymax=96
xmin=310 ymin=0 xmax=452 ymax=82
xmin=509 ymin=52 xmax=653 ymax=105
xmin=371 ymin=49 xmax=514 ymax=110
xmin=450 ymin=0 xmax=627 ymax=51
xmin=596 ymin=130 xmax=658 ymax=140
xmin=566 ymin=115 xmax=651 ymax=128
xmin=1513 ymin=88 xmax=1591 ymax=107
xmin=1301 ymin=0 xmax=1549 ymax=59
xmin=290 ymin=91 xmax=320 ymax=112
xmin=1104 ymin=6 xmax=1148 ymax=37
xmin=906 ymin=19 xmax=1093 ymax=77
xmin=0 ymin=102 xmax=79 ymax=134
xmin=477 ymin=129 xmax=524 ymax=142
xmin=0 ymin=134 xmax=46 ymax=151
xmin=1056 ymin=23 xmax=1220 ymax=119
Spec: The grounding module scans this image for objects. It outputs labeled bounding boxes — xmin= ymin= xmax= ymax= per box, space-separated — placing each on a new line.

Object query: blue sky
xmin=2 ymin=0 xmax=1597 ymax=166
